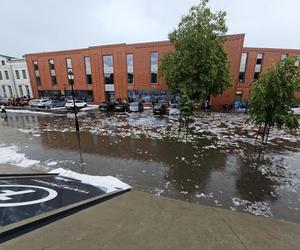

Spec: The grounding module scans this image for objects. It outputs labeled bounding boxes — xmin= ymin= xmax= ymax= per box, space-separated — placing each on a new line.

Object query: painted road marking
xmin=0 ymin=185 xmax=57 ymax=207
xmin=0 ymin=189 xmax=35 ymax=201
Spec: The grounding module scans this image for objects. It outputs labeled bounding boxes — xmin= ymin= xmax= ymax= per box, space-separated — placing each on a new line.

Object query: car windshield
xmin=131 ymin=102 xmax=139 ymax=106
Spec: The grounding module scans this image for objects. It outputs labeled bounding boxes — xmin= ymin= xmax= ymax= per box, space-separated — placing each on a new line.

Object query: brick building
xmin=24 ymin=34 xmax=300 ymax=109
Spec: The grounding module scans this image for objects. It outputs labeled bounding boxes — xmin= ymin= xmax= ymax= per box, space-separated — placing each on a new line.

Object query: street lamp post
xmin=67 ymin=71 xmax=80 ymax=133
xmin=67 ymin=71 xmax=83 ymax=169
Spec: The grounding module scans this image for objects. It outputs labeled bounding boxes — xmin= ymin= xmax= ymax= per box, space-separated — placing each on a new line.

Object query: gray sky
xmin=1 ymin=0 xmax=299 ymax=58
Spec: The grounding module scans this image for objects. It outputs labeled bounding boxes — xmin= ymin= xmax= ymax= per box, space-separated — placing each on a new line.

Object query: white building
xmin=0 ymin=55 xmax=33 ymax=98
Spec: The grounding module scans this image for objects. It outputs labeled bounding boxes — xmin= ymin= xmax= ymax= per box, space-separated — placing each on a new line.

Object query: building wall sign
xmin=105 ymin=84 xmax=115 ymax=92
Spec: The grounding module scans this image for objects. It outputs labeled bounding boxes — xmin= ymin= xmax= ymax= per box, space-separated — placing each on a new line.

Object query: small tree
xmin=249 ymin=57 xmax=300 ymax=144
xmin=160 ymin=0 xmax=232 ymax=110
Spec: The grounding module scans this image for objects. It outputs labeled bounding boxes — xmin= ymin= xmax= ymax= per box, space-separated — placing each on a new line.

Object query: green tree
xmin=249 ymin=57 xmax=300 ymax=144
xmin=160 ymin=0 xmax=232 ymax=109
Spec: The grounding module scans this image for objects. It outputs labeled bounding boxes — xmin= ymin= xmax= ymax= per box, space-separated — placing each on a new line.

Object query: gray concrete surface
xmin=1 ymin=190 xmax=300 ymax=250
xmin=0 ymin=164 xmax=46 ymax=174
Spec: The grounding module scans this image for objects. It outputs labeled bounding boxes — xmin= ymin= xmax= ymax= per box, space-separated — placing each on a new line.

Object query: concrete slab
xmin=0 ymin=164 xmax=46 ymax=175
xmin=216 ymin=208 xmax=300 ymax=250
xmin=1 ymin=190 xmax=300 ymax=250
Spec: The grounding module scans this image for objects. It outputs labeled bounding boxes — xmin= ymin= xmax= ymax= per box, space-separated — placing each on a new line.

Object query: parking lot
xmin=1 ymin=109 xmax=300 ymax=224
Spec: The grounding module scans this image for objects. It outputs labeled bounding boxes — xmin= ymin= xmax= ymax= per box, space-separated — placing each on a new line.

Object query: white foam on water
xmin=6 ymin=109 xmax=64 ymax=116
xmin=49 ymin=167 xmax=131 ymax=193
xmin=0 ymin=145 xmax=40 ymax=168
xmin=232 ymin=197 xmax=273 ymax=217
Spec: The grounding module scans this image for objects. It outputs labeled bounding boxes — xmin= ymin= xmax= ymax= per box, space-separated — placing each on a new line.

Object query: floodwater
xmin=0 ymin=110 xmax=300 ymax=223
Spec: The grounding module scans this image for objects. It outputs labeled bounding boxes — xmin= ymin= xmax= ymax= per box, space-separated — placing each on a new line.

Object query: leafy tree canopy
xmin=249 ymin=57 xmax=300 ymax=131
xmin=159 ymin=0 xmax=232 ymax=104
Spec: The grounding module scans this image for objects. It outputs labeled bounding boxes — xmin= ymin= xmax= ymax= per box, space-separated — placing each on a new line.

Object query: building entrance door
xmin=105 ymin=91 xmax=115 ymax=102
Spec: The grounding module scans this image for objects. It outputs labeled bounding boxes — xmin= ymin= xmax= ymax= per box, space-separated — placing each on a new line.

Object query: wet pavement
xmin=0 ymin=110 xmax=300 ymax=223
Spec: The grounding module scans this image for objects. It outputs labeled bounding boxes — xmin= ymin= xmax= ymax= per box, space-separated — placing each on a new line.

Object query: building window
xmin=281 ymin=54 xmax=288 ymax=61
xmin=48 ymin=59 xmax=57 ymax=85
xmin=150 ymin=52 xmax=158 ymax=84
xmin=33 ymin=61 xmax=41 ymax=86
xmin=239 ymin=52 xmax=248 ymax=83
xmin=1 ymin=60 xmax=5 ymax=65
xmin=25 ymin=85 xmax=30 ymax=97
xmin=8 ymin=86 xmax=13 ymax=97
xmin=2 ymin=86 xmax=7 ymax=97
xmin=254 ymin=53 xmax=263 ymax=80
xmin=0 ymin=71 xmax=2 ymax=80
xmin=22 ymin=69 xmax=27 ymax=79
xmin=4 ymin=70 xmax=9 ymax=80
xmin=66 ymin=58 xmax=73 ymax=84
xmin=103 ymin=55 xmax=114 ymax=84
xmin=15 ymin=70 xmax=20 ymax=79
xmin=84 ymin=57 xmax=92 ymax=84
xmin=19 ymin=86 xmax=24 ymax=97
xmin=127 ymin=54 xmax=134 ymax=84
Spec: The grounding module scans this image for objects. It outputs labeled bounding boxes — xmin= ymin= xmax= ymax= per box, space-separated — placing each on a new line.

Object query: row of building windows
xmin=239 ymin=53 xmax=300 ymax=83
xmin=32 ymin=52 xmax=159 ymax=87
xmin=0 ymin=69 xmax=27 ymax=81
xmin=239 ymin=53 xmax=263 ymax=83
xmin=1 ymin=84 xmax=31 ymax=98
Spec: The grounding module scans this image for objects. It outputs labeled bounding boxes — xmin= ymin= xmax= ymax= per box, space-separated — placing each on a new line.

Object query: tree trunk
xmin=255 ymin=122 xmax=262 ymax=143
xmin=265 ymin=125 xmax=271 ymax=144
xmin=261 ymin=123 xmax=267 ymax=144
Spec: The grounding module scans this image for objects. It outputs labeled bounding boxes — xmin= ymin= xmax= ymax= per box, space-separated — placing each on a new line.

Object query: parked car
xmin=19 ymin=97 xmax=31 ymax=106
xmin=129 ymin=102 xmax=144 ymax=112
xmin=44 ymin=99 xmax=67 ymax=109
xmin=291 ymin=105 xmax=300 ymax=115
xmin=2 ymin=98 xmax=12 ymax=106
xmin=28 ymin=99 xmax=41 ymax=107
xmin=140 ymin=95 xmax=152 ymax=103
xmin=99 ymin=101 xmax=115 ymax=111
xmin=36 ymin=99 xmax=51 ymax=108
xmin=28 ymin=98 xmax=50 ymax=108
xmin=65 ymin=100 xmax=87 ymax=110
xmin=153 ymin=102 xmax=169 ymax=115
xmin=114 ymin=102 xmax=129 ymax=112
xmin=169 ymin=103 xmax=180 ymax=115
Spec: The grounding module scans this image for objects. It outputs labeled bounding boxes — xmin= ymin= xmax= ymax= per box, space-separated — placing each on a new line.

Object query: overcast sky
xmin=1 ymin=0 xmax=299 ymax=58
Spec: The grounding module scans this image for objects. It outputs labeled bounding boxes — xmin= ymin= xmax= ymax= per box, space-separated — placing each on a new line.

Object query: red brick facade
xmin=25 ymin=34 xmax=300 ymax=109
xmin=236 ymin=47 xmax=300 ymax=101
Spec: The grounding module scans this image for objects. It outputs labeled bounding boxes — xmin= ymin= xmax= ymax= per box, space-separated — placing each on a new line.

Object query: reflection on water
xmin=0 ymin=111 xmax=300 ymax=223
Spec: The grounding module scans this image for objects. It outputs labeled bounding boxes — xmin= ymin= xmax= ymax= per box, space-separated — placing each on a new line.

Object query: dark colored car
xmin=114 ymin=103 xmax=129 ymax=112
xmin=153 ymin=102 xmax=168 ymax=115
xmin=129 ymin=102 xmax=144 ymax=112
xmin=19 ymin=97 xmax=31 ymax=106
xmin=99 ymin=102 xmax=115 ymax=111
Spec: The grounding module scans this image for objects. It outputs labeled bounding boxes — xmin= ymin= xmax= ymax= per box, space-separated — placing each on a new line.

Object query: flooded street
xmin=1 ymin=110 xmax=300 ymax=223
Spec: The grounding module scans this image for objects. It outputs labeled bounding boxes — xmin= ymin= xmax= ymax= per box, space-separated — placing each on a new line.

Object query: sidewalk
xmin=2 ymin=189 xmax=300 ymax=250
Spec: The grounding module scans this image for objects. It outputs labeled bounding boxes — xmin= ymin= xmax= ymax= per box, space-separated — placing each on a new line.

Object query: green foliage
xmin=249 ymin=57 xmax=300 ymax=131
xmin=179 ymin=86 xmax=195 ymax=118
xmin=159 ymin=0 xmax=232 ymax=106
